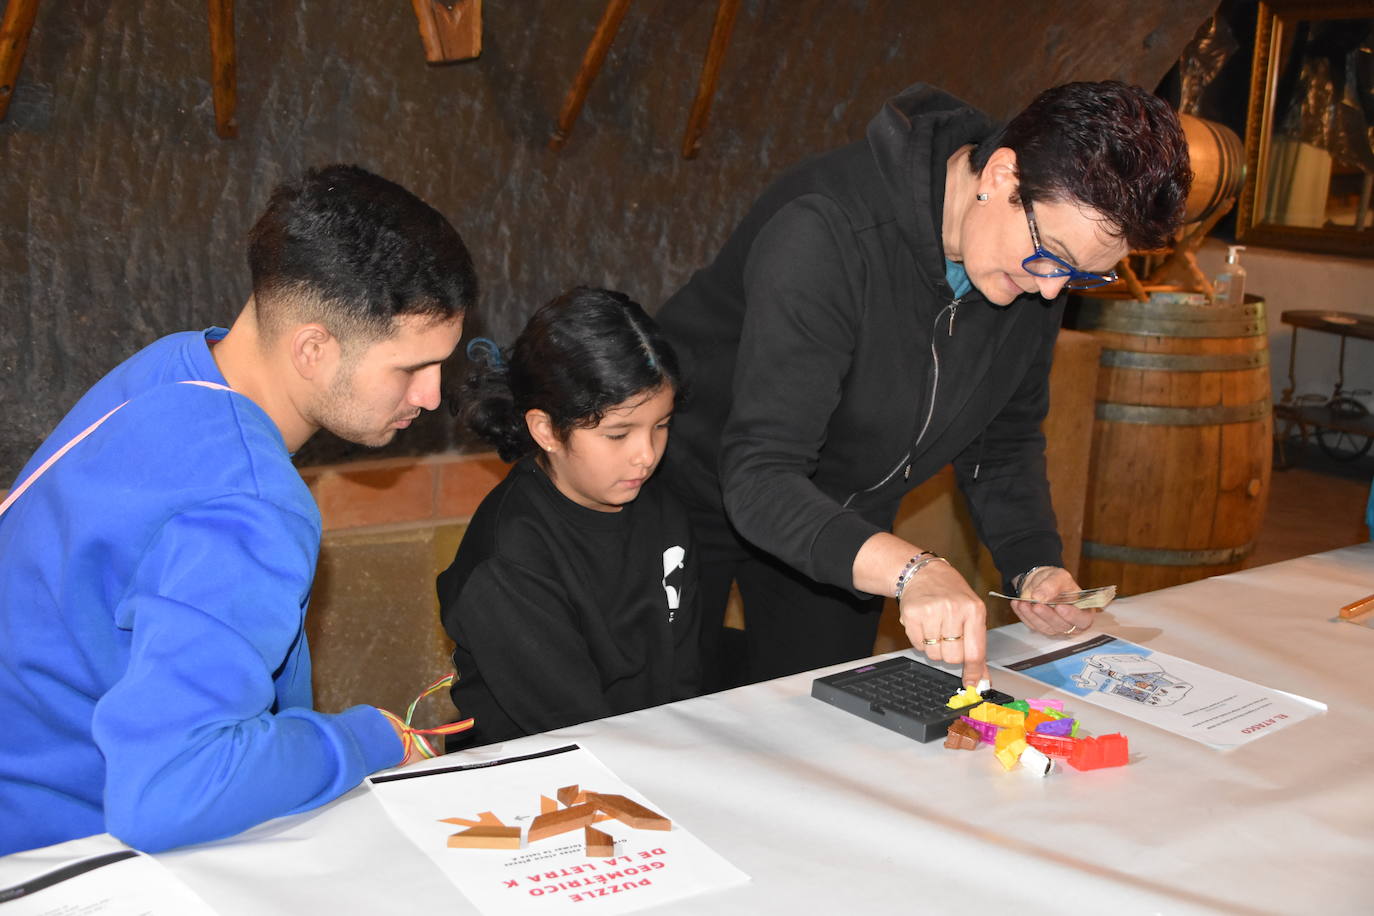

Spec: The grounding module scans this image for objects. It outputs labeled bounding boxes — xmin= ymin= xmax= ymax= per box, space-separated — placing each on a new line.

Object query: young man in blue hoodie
xmin=0 ymin=165 xmax=478 ymax=855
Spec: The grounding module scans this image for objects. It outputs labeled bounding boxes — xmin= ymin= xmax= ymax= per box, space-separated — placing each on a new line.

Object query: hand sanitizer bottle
xmin=1213 ymin=245 xmax=1247 ymax=306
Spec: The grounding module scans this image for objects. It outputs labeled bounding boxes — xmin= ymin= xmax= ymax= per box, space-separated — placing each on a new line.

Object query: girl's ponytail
xmin=460 ymin=338 xmax=533 ymax=462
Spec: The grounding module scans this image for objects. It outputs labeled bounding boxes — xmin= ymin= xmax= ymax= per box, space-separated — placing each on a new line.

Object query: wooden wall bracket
xmin=0 ymin=0 xmax=42 ymax=122
xmin=550 ymin=0 xmax=741 ymax=159
xmin=0 ymin=0 xmax=237 ymax=138
xmin=208 ymin=0 xmax=237 ymax=138
xmin=411 ymin=0 xmax=482 ymax=64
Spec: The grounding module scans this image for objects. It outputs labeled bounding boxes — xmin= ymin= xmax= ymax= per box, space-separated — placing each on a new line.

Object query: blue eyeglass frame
xmin=1021 ymin=202 xmax=1118 ymax=290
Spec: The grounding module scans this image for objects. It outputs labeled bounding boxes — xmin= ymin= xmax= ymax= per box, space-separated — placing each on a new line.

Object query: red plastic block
xmin=1025 ymin=732 xmax=1077 ymax=759
xmin=1067 ymin=733 xmax=1129 ymax=771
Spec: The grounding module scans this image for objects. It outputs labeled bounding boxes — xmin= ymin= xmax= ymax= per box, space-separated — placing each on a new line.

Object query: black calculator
xmin=811 ymin=655 xmax=1015 ymax=742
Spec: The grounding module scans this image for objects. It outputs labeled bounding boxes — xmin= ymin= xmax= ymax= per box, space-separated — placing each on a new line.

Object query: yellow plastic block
xmin=994 ymin=726 xmax=1026 ymax=751
xmin=945 ymin=686 xmax=984 ymax=710
xmin=994 ymin=738 xmax=1028 ymax=771
xmin=967 ymin=702 xmax=1026 ymax=728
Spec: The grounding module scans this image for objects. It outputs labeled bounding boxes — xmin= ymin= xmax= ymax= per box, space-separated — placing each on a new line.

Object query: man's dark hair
xmin=247 ymin=164 xmax=478 ymax=344
xmin=970 ymin=82 xmax=1191 ymax=251
xmin=464 ymin=286 xmax=688 ymax=463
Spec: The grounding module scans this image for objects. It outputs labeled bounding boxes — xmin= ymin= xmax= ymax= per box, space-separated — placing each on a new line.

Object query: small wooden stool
xmin=549 ymin=0 xmax=741 ymax=158
xmin=1 ymin=0 xmax=238 ymax=138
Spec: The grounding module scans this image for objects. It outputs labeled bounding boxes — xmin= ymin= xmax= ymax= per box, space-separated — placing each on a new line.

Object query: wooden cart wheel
xmin=1316 ymin=397 xmax=1373 ymax=460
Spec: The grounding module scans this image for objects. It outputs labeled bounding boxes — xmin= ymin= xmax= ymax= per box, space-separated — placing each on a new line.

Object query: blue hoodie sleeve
xmin=91 ymin=493 xmax=402 ymax=853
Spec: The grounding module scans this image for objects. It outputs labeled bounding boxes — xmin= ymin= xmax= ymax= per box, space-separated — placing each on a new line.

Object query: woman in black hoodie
xmin=655 ymin=81 xmax=1191 ymax=692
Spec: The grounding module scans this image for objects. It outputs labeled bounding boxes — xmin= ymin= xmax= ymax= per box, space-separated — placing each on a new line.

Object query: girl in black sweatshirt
xmin=439 ymin=287 xmax=700 ymax=747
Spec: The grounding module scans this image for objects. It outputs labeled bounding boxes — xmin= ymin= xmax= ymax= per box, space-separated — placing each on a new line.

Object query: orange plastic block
xmin=944 ymin=718 xmax=981 ymax=750
xmin=1026 ymin=733 xmax=1077 ymax=758
xmin=557 ymin=784 xmax=580 ymax=807
xmin=994 ymin=726 xmax=1026 ymax=751
xmin=967 ymin=702 xmax=1025 ymax=728
xmin=945 ymin=686 xmax=983 ymax=710
xmin=529 ymin=802 xmax=599 ymax=843
xmin=1023 ymin=710 xmax=1051 ymax=733
xmin=585 ymin=825 xmax=614 ymax=857
xmin=587 ymin=793 xmax=671 ymax=831
xmin=994 ymin=737 xmax=1027 ymax=771
xmin=1067 ymin=733 xmax=1129 ymax=771
xmin=448 ymin=825 xmax=522 ymax=849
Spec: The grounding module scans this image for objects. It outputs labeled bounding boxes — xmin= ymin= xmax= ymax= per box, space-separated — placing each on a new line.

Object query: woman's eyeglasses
xmin=1022 ymin=203 xmax=1118 ymax=290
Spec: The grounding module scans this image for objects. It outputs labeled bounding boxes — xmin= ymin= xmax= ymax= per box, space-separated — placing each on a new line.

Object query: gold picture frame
xmin=1237 ymin=1 xmax=1374 ymax=258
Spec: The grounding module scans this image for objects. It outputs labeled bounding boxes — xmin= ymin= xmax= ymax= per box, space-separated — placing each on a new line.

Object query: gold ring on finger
xmin=940 ymin=635 xmax=962 ymax=642
xmin=921 ymin=638 xmax=940 ymax=646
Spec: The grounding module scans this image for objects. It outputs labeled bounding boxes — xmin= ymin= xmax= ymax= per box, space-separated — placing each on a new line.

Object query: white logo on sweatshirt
xmin=661 ymin=545 xmax=686 ymax=621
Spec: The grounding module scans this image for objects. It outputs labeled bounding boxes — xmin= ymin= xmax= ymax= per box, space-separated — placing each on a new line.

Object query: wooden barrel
xmin=1064 ymin=292 xmax=1272 ymax=596
xmin=1179 ymin=114 xmax=1245 ymax=225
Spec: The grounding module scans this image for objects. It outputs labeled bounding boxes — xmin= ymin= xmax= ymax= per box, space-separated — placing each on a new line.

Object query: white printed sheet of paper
xmin=986 ymin=626 xmax=1325 ymax=749
xmin=0 ymin=844 xmax=218 ymax=915
xmin=367 ymin=742 xmax=748 ymax=915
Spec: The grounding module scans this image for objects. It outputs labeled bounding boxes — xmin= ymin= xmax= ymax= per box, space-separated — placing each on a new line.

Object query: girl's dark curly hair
xmin=463 ymin=287 xmax=688 ymax=462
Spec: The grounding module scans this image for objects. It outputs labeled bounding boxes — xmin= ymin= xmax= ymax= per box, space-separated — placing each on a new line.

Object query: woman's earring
xmin=976 ymin=193 xmax=989 ymax=202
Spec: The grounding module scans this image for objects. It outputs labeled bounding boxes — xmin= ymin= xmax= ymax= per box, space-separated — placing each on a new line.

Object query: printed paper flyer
xmin=367 ymin=743 xmax=748 ymax=915
xmin=0 ymin=848 xmax=218 ymax=915
xmin=988 ymin=628 xmax=1325 ymax=749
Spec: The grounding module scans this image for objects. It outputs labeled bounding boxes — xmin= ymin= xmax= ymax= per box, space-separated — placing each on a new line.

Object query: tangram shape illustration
xmin=438 ymin=782 xmax=672 ymax=857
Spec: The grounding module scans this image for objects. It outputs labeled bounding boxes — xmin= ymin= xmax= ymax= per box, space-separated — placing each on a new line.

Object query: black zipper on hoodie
xmin=841 ymin=297 xmax=960 ymax=507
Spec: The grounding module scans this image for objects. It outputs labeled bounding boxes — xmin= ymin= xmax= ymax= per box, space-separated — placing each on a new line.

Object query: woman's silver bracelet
xmin=894 ymin=551 xmax=947 ymax=600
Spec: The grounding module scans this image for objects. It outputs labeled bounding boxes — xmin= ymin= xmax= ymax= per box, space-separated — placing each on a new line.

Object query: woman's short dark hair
xmin=464 ymin=287 xmax=688 ymax=462
xmin=247 ymin=164 xmax=478 ymax=346
xmin=970 ymin=81 xmax=1191 ymax=251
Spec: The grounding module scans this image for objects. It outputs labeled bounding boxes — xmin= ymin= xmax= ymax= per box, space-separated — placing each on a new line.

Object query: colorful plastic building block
xmin=944 ymin=718 xmax=982 ymax=749
xmin=994 ymin=725 xmax=1026 ymax=751
xmin=1002 ymin=700 xmax=1031 ymax=714
xmin=1027 ymin=698 xmax=1065 ymax=712
xmin=994 ymin=737 xmax=1028 ymax=771
xmin=967 ymin=702 xmax=1025 ymax=728
xmin=946 ymin=686 xmax=984 ymax=710
xmin=1035 ymin=717 xmax=1074 ymax=737
xmin=959 ymin=716 xmax=1000 ymax=744
xmin=1023 ymin=710 xmax=1051 ymax=734
xmin=1067 ymin=733 xmax=1129 ymax=771
xmin=1026 ymin=732 xmax=1077 ymax=758
xmin=1019 ymin=745 xmax=1054 ymax=777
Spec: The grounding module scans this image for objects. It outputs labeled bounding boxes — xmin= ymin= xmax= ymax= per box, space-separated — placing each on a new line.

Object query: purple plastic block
xmin=959 ymin=716 xmax=1000 ymax=744
xmin=1026 ymin=698 xmax=1065 ymax=712
xmin=1035 ymin=718 xmax=1075 ymax=737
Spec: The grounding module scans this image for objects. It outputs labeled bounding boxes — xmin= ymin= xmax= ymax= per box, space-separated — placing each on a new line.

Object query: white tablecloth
xmin=5 ymin=544 xmax=1373 ymax=915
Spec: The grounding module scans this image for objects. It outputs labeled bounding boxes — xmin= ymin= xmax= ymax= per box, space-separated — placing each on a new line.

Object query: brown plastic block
xmin=943 ymin=718 xmax=981 ymax=750
xmin=448 ymin=825 xmax=522 ymax=849
xmin=540 ymin=795 xmax=558 ymax=814
xmin=585 ymin=825 xmax=614 ymax=857
xmin=528 ymin=802 xmax=599 ymax=843
xmin=587 ymin=793 xmax=670 ymax=831
xmin=557 ymin=784 xmax=580 ymax=807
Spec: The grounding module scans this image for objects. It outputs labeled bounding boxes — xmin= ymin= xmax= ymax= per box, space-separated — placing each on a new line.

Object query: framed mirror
xmin=1237 ymin=1 xmax=1374 ymax=258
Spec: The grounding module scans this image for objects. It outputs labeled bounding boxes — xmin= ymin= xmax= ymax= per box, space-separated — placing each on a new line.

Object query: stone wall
xmin=0 ymin=0 xmax=1216 ymax=480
